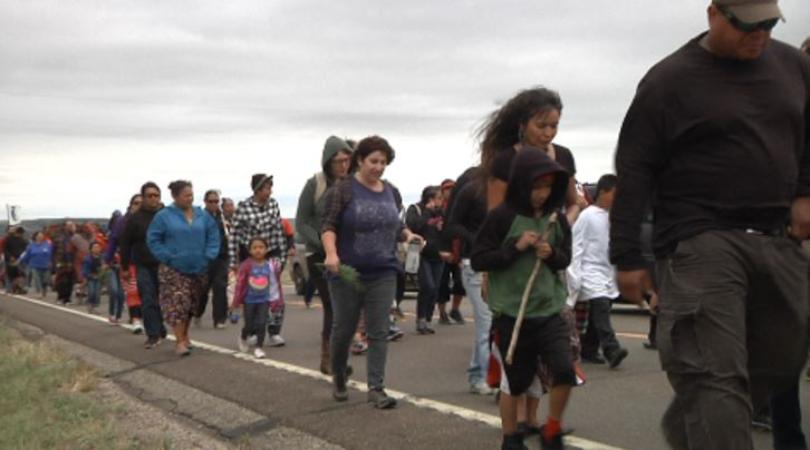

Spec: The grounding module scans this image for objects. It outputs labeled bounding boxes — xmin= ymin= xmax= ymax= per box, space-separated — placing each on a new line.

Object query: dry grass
xmin=0 ymin=321 xmax=174 ymax=450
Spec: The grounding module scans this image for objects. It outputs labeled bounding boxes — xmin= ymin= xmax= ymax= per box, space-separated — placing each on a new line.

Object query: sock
xmin=544 ymin=417 xmax=562 ymax=441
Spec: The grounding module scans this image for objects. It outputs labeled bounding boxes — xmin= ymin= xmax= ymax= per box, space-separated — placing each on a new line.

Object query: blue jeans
xmin=461 ymin=260 xmax=491 ymax=385
xmin=31 ymin=268 xmax=50 ymax=295
xmin=86 ymin=278 xmax=100 ymax=307
xmin=417 ymin=257 xmax=444 ymax=321
xmin=136 ymin=265 xmax=165 ymax=338
xmin=107 ymin=267 xmax=124 ymax=319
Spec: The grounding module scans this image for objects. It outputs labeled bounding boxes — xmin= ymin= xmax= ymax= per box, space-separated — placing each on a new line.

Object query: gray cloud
xmin=1 ymin=0 xmax=808 ymax=216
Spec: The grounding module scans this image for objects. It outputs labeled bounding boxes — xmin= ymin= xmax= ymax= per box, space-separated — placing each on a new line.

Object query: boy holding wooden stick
xmin=472 ymin=149 xmax=574 ymax=450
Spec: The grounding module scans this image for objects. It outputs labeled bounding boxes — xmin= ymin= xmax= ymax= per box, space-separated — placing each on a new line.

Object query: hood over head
xmin=505 ymin=147 xmax=569 ymax=216
xmin=321 ymin=136 xmax=354 ymax=176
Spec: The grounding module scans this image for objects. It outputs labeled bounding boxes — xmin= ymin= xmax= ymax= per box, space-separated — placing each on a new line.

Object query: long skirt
xmin=158 ymin=265 xmax=207 ymax=327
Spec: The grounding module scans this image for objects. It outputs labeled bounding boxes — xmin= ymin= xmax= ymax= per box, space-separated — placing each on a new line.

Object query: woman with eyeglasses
xmin=147 ymin=180 xmax=220 ymax=356
xmin=194 ymin=189 xmax=230 ymax=329
xmin=295 ymin=136 xmax=354 ymax=375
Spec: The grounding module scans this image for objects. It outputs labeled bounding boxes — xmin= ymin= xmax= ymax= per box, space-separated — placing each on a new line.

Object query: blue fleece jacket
xmin=20 ymin=241 xmax=53 ymax=270
xmin=146 ymin=204 xmax=220 ymax=275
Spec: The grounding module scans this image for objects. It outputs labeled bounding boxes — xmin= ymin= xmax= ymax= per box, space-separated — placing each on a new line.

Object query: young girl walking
xmin=233 ymin=237 xmax=284 ymax=359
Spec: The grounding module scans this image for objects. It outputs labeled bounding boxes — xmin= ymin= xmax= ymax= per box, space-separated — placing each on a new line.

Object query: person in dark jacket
xmin=471 ymin=149 xmax=573 ymax=450
xmin=3 ymin=227 xmax=28 ymax=294
xmin=445 ymin=167 xmax=494 ymax=395
xmin=295 ymin=135 xmax=354 ymax=374
xmin=195 ymin=189 xmax=230 ymax=329
xmin=405 ymin=185 xmax=447 ymax=334
xmin=106 ymin=194 xmax=144 ymax=330
xmin=610 ymin=2 xmax=810 ymax=448
xmin=121 ymin=181 xmax=166 ymax=349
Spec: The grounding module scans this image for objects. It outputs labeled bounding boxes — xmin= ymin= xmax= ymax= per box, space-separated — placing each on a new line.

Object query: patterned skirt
xmin=158 ymin=265 xmax=208 ymax=327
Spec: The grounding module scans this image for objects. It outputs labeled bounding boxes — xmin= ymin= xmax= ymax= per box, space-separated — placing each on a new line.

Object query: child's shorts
xmin=491 ymin=313 xmax=577 ymax=396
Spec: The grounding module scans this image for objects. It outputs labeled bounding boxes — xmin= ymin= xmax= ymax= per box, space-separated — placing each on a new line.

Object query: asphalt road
xmin=1 ymin=287 xmax=805 ymax=450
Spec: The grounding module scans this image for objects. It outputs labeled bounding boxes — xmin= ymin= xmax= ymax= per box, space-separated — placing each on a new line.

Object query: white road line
xmin=8 ymin=293 xmax=624 ymax=450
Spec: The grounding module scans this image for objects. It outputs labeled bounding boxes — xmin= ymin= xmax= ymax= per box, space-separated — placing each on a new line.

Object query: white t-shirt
xmin=566 ymin=205 xmax=619 ymax=304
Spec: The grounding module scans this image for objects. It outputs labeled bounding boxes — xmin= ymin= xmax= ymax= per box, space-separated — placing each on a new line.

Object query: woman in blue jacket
xmin=20 ymin=231 xmax=53 ymax=298
xmin=147 ymin=180 xmax=220 ymax=356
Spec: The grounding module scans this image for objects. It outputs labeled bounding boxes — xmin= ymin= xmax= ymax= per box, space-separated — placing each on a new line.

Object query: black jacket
xmin=120 ymin=207 xmax=161 ymax=270
xmin=471 ymin=148 xmax=571 ymax=273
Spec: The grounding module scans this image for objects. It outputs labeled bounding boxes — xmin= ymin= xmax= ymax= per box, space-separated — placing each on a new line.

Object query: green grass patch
xmin=0 ymin=323 xmax=171 ymax=450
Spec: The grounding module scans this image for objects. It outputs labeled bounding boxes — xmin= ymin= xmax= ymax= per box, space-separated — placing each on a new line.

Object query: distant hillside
xmin=1 ymin=218 xmax=108 ymax=234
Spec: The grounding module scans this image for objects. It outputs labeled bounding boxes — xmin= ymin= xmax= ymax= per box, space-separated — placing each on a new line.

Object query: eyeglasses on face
xmin=145 ymin=192 xmax=161 ymax=199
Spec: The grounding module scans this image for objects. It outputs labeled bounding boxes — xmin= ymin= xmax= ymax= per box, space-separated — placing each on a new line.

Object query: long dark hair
xmin=477 ymin=86 xmax=562 ymax=174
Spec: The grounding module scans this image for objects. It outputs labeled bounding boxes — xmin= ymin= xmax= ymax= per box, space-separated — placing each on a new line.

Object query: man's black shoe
xmin=607 ymin=348 xmax=629 ymax=369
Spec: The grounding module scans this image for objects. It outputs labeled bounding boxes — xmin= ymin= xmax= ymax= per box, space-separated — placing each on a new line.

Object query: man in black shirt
xmin=121 ymin=182 xmax=167 ymax=348
xmin=610 ymin=1 xmax=810 ymax=449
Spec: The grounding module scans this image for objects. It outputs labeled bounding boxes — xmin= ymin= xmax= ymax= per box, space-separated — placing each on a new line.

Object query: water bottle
xmin=404 ymin=238 xmax=421 ymax=274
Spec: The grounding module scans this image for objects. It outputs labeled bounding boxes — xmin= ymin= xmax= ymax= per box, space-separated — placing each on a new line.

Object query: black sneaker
xmin=501 ymin=433 xmax=528 ymax=450
xmin=449 ymin=309 xmax=465 ymax=324
xmin=387 ymin=327 xmax=405 ymax=341
xmin=538 ymin=426 xmax=565 ymax=450
xmin=607 ymin=348 xmax=629 ymax=369
xmin=643 ymin=340 xmax=658 ymax=350
xmin=580 ymin=353 xmax=606 ymax=364
xmin=144 ymin=336 xmax=160 ymax=349
xmin=367 ymin=388 xmax=397 ymax=409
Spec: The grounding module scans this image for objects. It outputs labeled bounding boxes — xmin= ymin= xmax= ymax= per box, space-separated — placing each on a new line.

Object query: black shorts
xmin=492 ymin=313 xmax=576 ymax=396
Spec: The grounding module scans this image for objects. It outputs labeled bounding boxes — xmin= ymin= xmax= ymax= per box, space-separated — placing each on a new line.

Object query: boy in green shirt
xmin=472 ymin=149 xmax=573 ymax=450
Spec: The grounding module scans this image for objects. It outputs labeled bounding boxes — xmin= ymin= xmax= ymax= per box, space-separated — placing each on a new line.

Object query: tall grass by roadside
xmin=0 ymin=322 xmax=170 ymax=449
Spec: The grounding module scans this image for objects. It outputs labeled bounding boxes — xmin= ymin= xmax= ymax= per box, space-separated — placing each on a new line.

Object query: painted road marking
xmin=9 ymin=293 xmax=624 ymax=450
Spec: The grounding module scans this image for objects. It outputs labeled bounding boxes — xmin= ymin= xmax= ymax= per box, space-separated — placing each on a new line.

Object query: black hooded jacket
xmin=471 ymin=148 xmax=572 ymax=272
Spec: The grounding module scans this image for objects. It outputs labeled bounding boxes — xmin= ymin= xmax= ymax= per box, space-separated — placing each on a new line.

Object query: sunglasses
xmin=145 ymin=192 xmax=160 ymax=198
xmin=719 ymin=7 xmax=779 ymax=33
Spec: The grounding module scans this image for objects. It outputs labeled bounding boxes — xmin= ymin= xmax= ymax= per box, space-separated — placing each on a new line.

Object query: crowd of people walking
xmin=2 ymin=3 xmax=810 ymax=448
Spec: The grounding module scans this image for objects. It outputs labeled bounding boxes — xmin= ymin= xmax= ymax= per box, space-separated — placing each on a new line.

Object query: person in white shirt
xmin=567 ymin=174 xmax=628 ymax=369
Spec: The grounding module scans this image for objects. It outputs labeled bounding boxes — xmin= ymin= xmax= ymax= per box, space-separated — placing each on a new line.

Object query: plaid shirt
xmin=229 ymin=196 xmax=287 ymax=269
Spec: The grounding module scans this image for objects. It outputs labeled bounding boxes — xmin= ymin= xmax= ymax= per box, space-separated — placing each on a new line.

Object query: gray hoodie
xmin=295 ymin=136 xmax=353 ymax=254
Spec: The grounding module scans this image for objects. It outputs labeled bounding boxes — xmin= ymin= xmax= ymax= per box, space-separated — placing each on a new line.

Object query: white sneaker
xmin=469 ymin=381 xmax=494 ymax=395
xmin=268 ymin=334 xmax=286 ymax=347
xmin=246 ymin=335 xmax=258 ymax=346
xmin=253 ymin=348 xmax=266 ymax=359
xmin=237 ymin=337 xmax=249 ymax=353
xmin=132 ymin=320 xmax=144 ymax=335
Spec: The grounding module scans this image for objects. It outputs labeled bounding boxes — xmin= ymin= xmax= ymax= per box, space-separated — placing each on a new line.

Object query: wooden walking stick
xmin=505 ymin=212 xmax=559 ymax=365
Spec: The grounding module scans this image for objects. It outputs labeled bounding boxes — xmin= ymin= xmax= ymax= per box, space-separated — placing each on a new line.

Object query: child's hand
xmin=515 ymin=231 xmax=539 ymax=251
xmin=535 ymin=241 xmax=553 ymax=260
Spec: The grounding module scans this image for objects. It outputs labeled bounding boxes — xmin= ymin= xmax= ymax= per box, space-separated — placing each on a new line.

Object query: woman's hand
xmin=403 ymin=229 xmax=424 ymax=245
xmin=324 ymin=253 xmax=340 ymax=274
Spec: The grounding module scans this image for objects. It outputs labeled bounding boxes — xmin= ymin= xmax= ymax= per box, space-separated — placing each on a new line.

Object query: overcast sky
xmin=1 ymin=0 xmax=808 ymax=219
